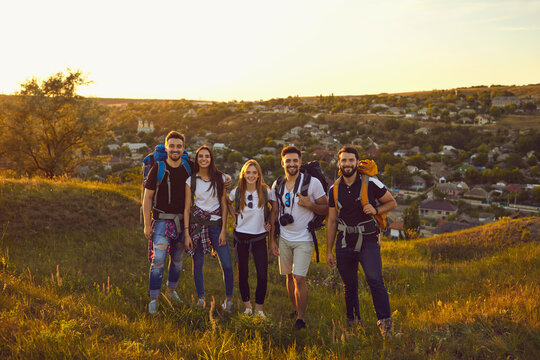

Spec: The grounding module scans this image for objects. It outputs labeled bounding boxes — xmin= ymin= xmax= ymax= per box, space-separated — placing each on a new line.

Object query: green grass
xmin=1 ymin=177 xmax=539 ymax=359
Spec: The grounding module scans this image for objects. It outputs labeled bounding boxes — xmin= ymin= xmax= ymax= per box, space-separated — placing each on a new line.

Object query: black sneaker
xmin=294 ymin=319 xmax=306 ymax=330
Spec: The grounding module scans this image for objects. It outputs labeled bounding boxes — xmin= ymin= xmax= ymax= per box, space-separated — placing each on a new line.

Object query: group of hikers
xmin=142 ymin=130 xmax=397 ymax=338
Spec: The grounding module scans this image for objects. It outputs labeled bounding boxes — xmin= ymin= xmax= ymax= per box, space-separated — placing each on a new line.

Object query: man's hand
xmin=224 ymin=175 xmax=232 ymax=190
xmin=296 ymin=192 xmax=312 ymax=209
xmin=144 ymin=225 xmax=153 ymax=241
xmin=270 ymin=240 xmax=280 ymax=257
xmin=363 ymin=203 xmax=377 ymax=215
xmin=326 ymin=252 xmax=336 ymax=267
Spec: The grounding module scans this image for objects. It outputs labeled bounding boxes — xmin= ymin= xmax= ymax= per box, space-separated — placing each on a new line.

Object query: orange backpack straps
xmin=360 ymin=173 xmax=370 ymax=207
xmin=360 ymin=173 xmax=387 ymax=230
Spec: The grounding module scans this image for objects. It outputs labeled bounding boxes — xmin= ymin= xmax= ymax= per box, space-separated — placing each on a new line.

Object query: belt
xmin=154 ymin=211 xmax=184 ymax=234
xmin=336 ymin=218 xmax=378 ymax=252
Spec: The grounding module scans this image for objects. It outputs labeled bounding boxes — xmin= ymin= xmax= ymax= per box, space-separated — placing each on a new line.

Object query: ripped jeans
xmin=149 ymin=220 xmax=185 ymax=299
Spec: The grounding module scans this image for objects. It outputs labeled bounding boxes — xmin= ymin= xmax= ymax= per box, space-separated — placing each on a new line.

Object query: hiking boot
xmin=166 ymin=290 xmax=183 ymax=304
xmin=222 ymin=299 xmax=233 ymax=312
xmin=196 ymin=298 xmax=205 ymax=307
xmin=243 ymin=308 xmax=253 ymax=315
xmin=377 ymin=318 xmax=393 ymax=339
xmin=255 ymin=310 xmax=266 ymax=318
xmin=294 ymin=319 xmax=307 ymax=330
xmin=148 ymin=300 xmax=159 ymax=315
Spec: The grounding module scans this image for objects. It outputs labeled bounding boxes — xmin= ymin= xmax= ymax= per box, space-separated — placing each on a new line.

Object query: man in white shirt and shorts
xmin=270 ymin=146 xmax=328 ymax=330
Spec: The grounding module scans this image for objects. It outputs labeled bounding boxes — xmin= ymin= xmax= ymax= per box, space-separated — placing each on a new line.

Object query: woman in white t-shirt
xmin=184 ymin=145 xmax=234 ymax=312
xmin=227 ymin=159 xmax=273 ymax=317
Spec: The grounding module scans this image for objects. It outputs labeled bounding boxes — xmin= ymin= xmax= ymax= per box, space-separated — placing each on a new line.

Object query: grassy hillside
xmin=0 ymin=178 xmax=539 ymax=359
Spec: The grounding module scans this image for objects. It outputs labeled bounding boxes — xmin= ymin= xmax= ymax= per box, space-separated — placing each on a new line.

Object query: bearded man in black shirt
xmin=326 ymin=146 xmax=397 ymax=339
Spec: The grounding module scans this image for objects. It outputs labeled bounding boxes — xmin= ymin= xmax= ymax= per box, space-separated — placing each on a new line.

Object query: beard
xmin=168 ymin=151 xmax=181 ymax=161
xmin=286 ymin=166 xmax=299 ymax=176
xmin=340 ymin=165 xmax=356 ymax=178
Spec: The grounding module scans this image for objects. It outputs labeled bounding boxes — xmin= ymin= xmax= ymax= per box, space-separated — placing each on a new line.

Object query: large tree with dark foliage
xmin=0 ymin=70 xmax=107 ymax=178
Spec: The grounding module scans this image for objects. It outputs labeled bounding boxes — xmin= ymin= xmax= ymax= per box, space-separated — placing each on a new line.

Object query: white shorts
xmin=278 ymin=237 xmax=313 ymax=277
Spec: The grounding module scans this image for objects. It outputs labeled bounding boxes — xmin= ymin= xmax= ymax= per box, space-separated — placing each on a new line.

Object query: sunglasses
xmin=285 ymin=192 xmax=291 ymax=207
xmin=247 ymin=194 xmax=253 ymax=209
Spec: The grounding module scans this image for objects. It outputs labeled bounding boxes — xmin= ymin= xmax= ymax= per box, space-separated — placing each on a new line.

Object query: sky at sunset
xmin=1 ymin=0 xmax=539 ymax=101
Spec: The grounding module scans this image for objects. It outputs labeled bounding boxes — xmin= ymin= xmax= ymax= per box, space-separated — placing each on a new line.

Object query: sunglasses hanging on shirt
xmin=247 ymin=193 xmax=253 ymax=209
xmin=285 ymin=192 xmax=291 ymax=207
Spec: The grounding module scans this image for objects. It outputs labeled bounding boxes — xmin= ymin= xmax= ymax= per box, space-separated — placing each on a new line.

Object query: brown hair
xmin=281 ymin=146 xmax=301 ymax=158
xmin=337 ymin=146 xmax=359 ymax=160
xmin=165 ymin=131 xmax=185 ymax=147
xmin=194 ymin=145 xmax=224 ymax=199
xmin=237 ymin=159 xmax=268 ymax=211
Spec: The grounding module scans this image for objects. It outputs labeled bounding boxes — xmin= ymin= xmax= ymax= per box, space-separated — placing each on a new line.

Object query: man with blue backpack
xmin=142 ymin=131 xmax=193 ymax=314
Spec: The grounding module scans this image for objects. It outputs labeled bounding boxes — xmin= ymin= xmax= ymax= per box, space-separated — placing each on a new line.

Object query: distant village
xmin=94 ymin=88 xmax=540 ymax=238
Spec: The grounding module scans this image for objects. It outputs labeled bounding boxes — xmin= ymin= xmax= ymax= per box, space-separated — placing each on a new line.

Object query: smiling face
xmin=166 ymin=138 xmax=184 ymax=162
xmin=281 ymin=153 xmax=301 ymax=177
xmin=244 ymin=164 xmax=259 ymax=185
xmin=196 ymin=149 xmax=212 ymax=169
xmin=338 ymin=151 xmax=358 ymax=178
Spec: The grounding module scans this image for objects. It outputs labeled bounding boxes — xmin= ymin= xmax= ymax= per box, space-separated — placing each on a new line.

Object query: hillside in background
xmin=0 ymin=178 xmax=539 ymax=359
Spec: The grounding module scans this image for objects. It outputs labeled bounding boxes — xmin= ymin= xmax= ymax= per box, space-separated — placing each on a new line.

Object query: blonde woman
xmin=228 ymin=160 xmax=273 ymax=317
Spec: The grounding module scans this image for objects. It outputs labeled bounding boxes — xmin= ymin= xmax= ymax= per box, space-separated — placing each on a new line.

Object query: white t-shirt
xmin=186 ymin=174 xmax=227 ymax=221
xmin=229 ymin=187 xmax=274 ymax=235
xmin=271 ymin=173 xmax=326 ymax=242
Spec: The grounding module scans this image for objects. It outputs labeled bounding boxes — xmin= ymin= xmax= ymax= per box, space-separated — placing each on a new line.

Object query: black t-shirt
xmin=328 ymin=174 xmax=387 ymax=245
xmin=144 ymin=160 xmax=193 ymax=216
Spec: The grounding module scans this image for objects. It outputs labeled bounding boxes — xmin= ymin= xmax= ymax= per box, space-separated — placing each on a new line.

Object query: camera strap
xmin=278 ymin=174 xmax=303 ymax=216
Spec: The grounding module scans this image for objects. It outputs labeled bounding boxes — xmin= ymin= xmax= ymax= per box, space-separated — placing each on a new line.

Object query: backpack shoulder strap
xmin=234 ymin=187 xmax=241 ymax=214
xmin=360 ymin=173 xmax=369 ymax=206
xmin=190 ymin=174 xmax=197 ymax=206
xmin=155 ymin=161 xmax=172 ymax=205
xmin=300 ymin=173 xmax=311 ymax=196
xmin=156 ymin=161 xmax=166 ymax=186
xmin=181 ymin=150 xmax=191 ymax=176
xmin=263 ymin=188 xmax=269 ymax=223
xmin=333 ymin=177 xmax=342 ymax=217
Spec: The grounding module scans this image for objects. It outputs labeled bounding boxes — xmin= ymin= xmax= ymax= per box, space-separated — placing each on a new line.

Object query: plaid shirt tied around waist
xmin=187 ymin=205 xmax=222 ymax=257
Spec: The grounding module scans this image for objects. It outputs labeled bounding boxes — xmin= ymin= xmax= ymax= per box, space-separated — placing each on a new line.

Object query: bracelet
xmin=375 ymin=207 xmax=379 ymax=215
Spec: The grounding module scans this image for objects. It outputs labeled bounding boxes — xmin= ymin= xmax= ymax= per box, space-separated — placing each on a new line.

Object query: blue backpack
xmin=140 ymin=145 xmax=191 ymax=223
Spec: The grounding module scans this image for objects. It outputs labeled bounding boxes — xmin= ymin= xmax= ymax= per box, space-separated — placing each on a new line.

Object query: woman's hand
xmin=185 ymin=233 xmax=194 ymax=251
xmin=264 ymin=222 xmax=271 ymax=232
xmin=219 ymin=230 xmax=227 ymax=246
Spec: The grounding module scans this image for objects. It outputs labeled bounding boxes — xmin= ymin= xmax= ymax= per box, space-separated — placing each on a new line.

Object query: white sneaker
xmin=222 ymin=299 xmax=233 ymax=312
xmin=255 ymin=310 xmax=265 ymax=318
xmin=243 ymin=308 xmax=253 ymax=315
xmin=166 ymin=290 xmax=183 ymax=304
xmin=148 ymin=300 xmax=159 ymax=315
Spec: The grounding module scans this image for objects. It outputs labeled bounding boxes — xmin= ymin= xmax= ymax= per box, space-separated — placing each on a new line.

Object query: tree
xmin=0 ymin=70 xmax=107 ymax=178
xmin=403 ymin=201 xmax=420 ymax=239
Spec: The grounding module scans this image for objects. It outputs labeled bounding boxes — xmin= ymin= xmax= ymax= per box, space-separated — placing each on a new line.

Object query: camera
xmin=279 ymin=213 xmax=295 ymax=226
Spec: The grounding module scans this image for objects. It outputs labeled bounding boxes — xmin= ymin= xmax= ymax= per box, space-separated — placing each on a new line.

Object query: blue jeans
xmin=149 ymin=220 xmax=185 ymax=299
xmin=336 ymin=239 xmax=391 ymax=321
xmin=192 ymin=225 xmax=234 ymax=299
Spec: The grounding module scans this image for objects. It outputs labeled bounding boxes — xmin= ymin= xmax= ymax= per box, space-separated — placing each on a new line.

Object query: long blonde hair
xmin=237 ymin=159 xmax=268 ymax=211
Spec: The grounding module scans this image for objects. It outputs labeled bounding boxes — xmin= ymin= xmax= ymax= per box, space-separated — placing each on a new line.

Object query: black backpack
xmin=275 ymin=160 xmax=329 ymax=262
